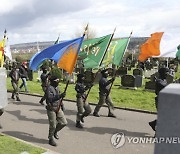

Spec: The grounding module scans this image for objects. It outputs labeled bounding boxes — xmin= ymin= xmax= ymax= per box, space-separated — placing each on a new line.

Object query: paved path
xmin=0 ymin=93 xmax=156 ymax=154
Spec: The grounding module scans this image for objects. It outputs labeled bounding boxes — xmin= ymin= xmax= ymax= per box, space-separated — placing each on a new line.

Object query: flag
xmin=138 ymin=32 xmax=164 ymax=62
xmin=139 ymin=32 xmax=180 ymax=61
xmin=79 ymin=34 xmax=112 ymax=68
xmin=103 ymin=38 xmax=129 ymax=67
xmin=55 ymin=40 xmax=83 ymax=74
xmin=4 ymin=37 xmax=12 ymax=61
xmin=0 ymin=39 xmax=5 ymax=67
xmin=158 ymin=33 xmax=180 ymax=58
xmin=176 ymin=45 xmax=180 ymax=58
xmin=29 ymin=36 xmax=84 ymax=74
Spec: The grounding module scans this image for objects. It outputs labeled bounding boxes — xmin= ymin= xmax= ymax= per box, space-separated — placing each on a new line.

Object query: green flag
xmin=103 ymin=38 xmax=129 ymax=67
xmin=79 ymin=34 xmax=112 ymax=68
xmin=176 ymin=45 xmax=180 ymax=58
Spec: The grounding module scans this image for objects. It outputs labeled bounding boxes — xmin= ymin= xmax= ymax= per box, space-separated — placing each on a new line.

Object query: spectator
xmin=19 ymin=61 xmax=29 ymax=93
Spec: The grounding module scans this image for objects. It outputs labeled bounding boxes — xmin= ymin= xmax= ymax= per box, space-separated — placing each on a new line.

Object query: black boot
xmin=80 ymin=115 xmax=85 ymax=123
xmin=108 ymin=113 xmax=116 ymax=118
xmin=76 ymin=121 xmax=83 ymax=128
xmin=54 ymin=132 xmax=59 ymax=140
xmin=93 ymin=112 xmax=100 ymax=117
xmin=11 ymin=95 xmax=15 ymax=99
xmin=16 ymin=97 xmax=21 ymax=101
xmin=49 ymin=138 xmax=57 ymax=146
xmin=149 ymin=120 xmax=157 ymax=131
xmin=39 ymin=100 xmax=44 ymax=105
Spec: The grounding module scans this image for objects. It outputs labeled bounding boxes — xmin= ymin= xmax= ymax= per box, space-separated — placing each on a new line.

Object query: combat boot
xmin=149 ymin=120 xmax=156 ymax=131
xmin=11 ymin=94 xmax=15 ymax=99
xmin=54 ymin=132 xmax=59 ymax=140
xmin=16 ymin=97 xmax=21 ymax=101
xmin=80 ymin=115 xmax=85 ymax=123
xmin=93 ymin=112 xmax=100 ymax=117
xmin=49 ymin=138 xmax=57 ymax=146
xmin=76 ymin=121 xmax=83 ymax=128
xmin=108 ymin=113 xmax=116 ymax=118
xmin=39 ymin=100 xmax=44 ymax=105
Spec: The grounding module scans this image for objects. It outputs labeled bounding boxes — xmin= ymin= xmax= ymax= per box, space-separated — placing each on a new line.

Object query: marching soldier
xmin=93 ymin=69 xmax=116 ymax=118
xmin=149 ymin=67 xmax=169 ymax=133
xmin=45 ymin=75 xmax=67 ymax=146
xmin=9 ymin=62 xmax=21 ymax=101
xmin=75 ymin=73 xmax=92 ymax=128
xmin=39 ymin=66 xmax=50 ymax=105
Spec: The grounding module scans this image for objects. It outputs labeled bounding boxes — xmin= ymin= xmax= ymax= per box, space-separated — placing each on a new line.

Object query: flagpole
xmin=106 ymin=31 xmax=133 ymax=99
xmin=120 ymin=30 xmax=133 ymax=66
xmin=83 ymin=28 xmax=116 ymax=103
xmin=83 ymin=23 xmax=89 ymax=37
xmin=99 ymin=27 xmax=116 ymax=67
xmin=56 ymin=24 xmax=88 ymax=113
xmin=56 ymin=80 xmax=69 ymax=113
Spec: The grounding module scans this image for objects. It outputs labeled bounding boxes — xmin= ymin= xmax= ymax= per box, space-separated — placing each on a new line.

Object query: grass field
xmin=0 ymin=134 xmax=46 ymax=154
xmin=6 ymin=72 xmax=158 ymax=112
xmin=6 ymin=67 xmax=180 ymax=112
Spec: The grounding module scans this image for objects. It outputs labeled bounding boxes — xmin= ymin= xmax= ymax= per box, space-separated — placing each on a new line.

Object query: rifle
xmin=56 ymin=80 xmax=69 ymax=113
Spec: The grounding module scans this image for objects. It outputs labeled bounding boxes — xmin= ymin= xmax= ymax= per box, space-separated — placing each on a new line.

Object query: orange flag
xmin=138 ymin=32 xmax=164 ymax=62
xmin=57 ymin=44 xmax=80 ymax=74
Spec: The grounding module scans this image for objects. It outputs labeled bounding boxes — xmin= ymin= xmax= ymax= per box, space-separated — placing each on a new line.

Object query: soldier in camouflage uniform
xmin=149 ymin=67 xmax=169 ymax=132
xmin=46 ymin=75 xmax=67 ymax=146
xmin=9 ymin=62 xmax=21 ymax=101
xmin=93 ymin=69 xmax=116 ymax=118
xmin=75 ymin=73 xmax=92 ymax=128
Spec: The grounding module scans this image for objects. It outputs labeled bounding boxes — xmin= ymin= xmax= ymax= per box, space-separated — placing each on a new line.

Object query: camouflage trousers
xmin=76 ymin=97 xmax=92 ymax=122
xmin=11 ymin=81 xmax=19 ymax=99
xmin=47 ymin=108 xmax=67 ymax=139
xmin=94 ymin=94 xmax=114 ymax=115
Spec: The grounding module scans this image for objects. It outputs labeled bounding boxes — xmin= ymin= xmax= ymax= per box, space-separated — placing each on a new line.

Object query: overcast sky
xmin=0 ymin=0 xmax=179 ymax=45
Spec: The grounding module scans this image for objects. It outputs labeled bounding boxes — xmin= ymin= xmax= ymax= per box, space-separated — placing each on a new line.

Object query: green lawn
xmin=7 ymin=68 xmax=180 ymax=112
xmin=0 ymin=134 xmax=46 ymax=154
xmin=7 ymin=72 xmax=157 ymax=112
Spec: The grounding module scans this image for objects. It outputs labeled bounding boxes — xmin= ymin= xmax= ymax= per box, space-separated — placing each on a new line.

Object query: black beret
xmin=101 ymin=69 xmax=108 ymax=74
xmin=158 ymin=67 xmax=169 ymax=74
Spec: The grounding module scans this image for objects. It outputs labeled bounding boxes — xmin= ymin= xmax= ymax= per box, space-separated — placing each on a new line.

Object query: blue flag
xmin=29 ymin=36 xmax=84 ymax=72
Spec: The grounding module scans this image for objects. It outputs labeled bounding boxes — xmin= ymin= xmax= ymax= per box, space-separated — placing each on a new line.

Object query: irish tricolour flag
xmin=138 ymin=32 xmax=180 ymax=62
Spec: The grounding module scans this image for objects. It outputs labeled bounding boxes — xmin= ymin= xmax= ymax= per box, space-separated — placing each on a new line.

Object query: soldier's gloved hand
xmin=55 ymin=94 xmax=61 ymax=100
xmin=87 ymin=83 xmax=93 ymax=88
xmin=60 ymin=92 xmax=66 ymax=98
xmin=111 ymin=77 xmax=115 ymax=82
